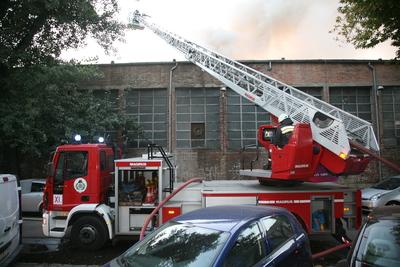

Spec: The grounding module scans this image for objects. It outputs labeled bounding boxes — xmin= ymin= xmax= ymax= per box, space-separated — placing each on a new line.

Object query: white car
xmin=0 ymin=174 xmax=23 ymax=266
xmin=21 ymin=179 xmax=45 ymax=213
xmin=362 ymin=175 xmax=400 ymax=213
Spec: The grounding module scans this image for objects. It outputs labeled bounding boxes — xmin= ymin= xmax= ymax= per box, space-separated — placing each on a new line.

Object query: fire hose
xmin=139 ymin=177 xmax=203 ymax=240
xmin=312 ymin=242 xmax=352 ymax=260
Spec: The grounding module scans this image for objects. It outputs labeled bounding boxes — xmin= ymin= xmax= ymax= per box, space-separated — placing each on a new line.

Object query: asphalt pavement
xmin=14 ymin=214 xmax=133 ymax=267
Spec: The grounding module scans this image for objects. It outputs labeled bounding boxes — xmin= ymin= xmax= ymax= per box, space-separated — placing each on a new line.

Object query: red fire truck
xmin=42 ymin=143 xmax=360 ymax=250
xmin=42 ymin=11 xmax=400 ymax=250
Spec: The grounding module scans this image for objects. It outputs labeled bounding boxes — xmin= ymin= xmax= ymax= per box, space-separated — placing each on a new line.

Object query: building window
xmin=176 ymin=88 xmax=219 ymax=148
xmin=329 ymin=87 xmax=372 ymax=122
xmin=381 ymin=87 xmax=400 ymax=148
xmin=191 ymin=123 xmax=205 ymax=147
xmin=125 ymin=88 xmax=167 ymax=148
xmin=227 ymin=89 xmax=270 ymax=149
xmin=297 ymin=87 xmax=323 ymax=100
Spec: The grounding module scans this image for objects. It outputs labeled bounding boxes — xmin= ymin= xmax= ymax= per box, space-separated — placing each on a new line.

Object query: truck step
xmin=53 ymin=216 xmax=67 ymax=220
xmin=50 ymin=227 xmax=65 ymax=232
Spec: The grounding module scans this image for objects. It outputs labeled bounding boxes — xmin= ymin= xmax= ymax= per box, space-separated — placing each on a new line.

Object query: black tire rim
xmin=79 ymin=225 xmax=97 ymax=244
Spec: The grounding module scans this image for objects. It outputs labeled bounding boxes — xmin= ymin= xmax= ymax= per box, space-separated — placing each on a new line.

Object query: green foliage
xmin=0 ymin=1 xmax=140 ymax=176
xmin=0 ymin=0 xmax=124 ymax=69
xmin=333 ymin=0 xmax=400 ymax=58
xmin=0 ymin=64 xmax=140 ymax=158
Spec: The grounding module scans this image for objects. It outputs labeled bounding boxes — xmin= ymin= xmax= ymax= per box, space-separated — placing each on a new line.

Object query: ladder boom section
xmin=132 ymin=11 xmax=379 ymax=157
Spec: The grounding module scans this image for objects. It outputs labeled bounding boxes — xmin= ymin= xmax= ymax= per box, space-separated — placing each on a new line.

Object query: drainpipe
xmin=367 ymin=62 xmax=382 ymax=180
xmin=169 ymin=59 xmax=178 ymax=153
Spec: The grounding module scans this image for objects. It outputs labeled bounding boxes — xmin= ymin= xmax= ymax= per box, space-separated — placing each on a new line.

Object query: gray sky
xmin=61 ymin=0 xmax=396 ymax=63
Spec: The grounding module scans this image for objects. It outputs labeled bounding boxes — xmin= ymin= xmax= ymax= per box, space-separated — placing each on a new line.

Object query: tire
xmin=71 ymin=215 xmax=108 ymax=251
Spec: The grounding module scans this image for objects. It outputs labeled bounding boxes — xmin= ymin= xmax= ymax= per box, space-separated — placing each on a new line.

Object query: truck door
xmin=52 ymin=151 xmax=88 ymax=211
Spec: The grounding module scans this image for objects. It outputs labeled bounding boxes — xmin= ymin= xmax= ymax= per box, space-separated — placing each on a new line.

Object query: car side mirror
xmin=46 ymin=162 xmax=54 ymax=177
xmin=336 ymin=259 xmax=349 ymax=267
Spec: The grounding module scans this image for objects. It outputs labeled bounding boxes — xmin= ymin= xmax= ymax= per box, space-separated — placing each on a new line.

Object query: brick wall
xmin=86 ymin=60 xmax=400 ymax=184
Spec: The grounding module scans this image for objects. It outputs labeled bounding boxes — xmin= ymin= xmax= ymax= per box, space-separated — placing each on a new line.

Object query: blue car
xmin=105 ymin=205 xmax=312 ymax=267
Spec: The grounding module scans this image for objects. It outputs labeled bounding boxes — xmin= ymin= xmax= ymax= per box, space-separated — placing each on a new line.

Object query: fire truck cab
xmin=43 ymin=144 xmax=114 ymax=213
xmin=42 ymin=144 xmax=174 ymax=250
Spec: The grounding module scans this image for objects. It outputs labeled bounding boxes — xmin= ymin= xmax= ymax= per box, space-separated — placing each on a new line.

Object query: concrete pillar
xmin=219 ymin=87 xmax=227 ymax=153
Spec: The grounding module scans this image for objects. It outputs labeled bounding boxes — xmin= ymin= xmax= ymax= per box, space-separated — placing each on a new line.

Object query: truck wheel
xmin=71 ymin=215 xmax=108 ymax=251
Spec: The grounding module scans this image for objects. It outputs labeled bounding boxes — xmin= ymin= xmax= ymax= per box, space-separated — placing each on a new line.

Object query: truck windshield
xmin=55 ymin=151 xmax=88 ymax=182
xmin=114 ymin=221 xmax=229 ymax=267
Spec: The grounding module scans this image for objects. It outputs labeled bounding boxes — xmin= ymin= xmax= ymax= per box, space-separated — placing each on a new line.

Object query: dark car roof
xmin=172 ymin=205 xmax=290 ymax=232
xmin=369 ymin=206 xmax=400 ymax=220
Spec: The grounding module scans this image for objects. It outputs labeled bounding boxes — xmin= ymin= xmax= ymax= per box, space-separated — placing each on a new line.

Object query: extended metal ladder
xmin=131 ymin=11 xmax=379 ymax=158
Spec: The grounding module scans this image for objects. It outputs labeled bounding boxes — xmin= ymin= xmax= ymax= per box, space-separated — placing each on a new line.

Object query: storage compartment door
xmin=205 ymin=196 xmax=257 ymax=207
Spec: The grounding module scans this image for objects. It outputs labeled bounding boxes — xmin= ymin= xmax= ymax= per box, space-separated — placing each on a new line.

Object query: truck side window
xmin=108 ymin=155 xmax=114 ymax=171
xmin=55 ymin=151 xmax=88 ymax=181
xmin=263 ymin=128 xmax=275 ymax=141
xmin=100 ymin=151 xmax=106 ymax=171
xmin=55 ymin=153 xmax=65 ymax=184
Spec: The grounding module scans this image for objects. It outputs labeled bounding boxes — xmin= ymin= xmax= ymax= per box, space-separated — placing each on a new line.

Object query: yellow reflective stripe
xmin=281 ymin=125 xmax=294 ymax=134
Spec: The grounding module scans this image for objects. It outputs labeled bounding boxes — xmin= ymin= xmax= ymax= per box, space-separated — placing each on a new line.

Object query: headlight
xmin=370 ymin=194 xmax=382 ymax=201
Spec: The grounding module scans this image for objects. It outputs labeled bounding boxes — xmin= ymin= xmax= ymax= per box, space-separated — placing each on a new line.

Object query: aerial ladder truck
xmin=130 ymin=11 xmax=400 ymax=184
xmin=42 ymin=11 xmax=400 ymax=251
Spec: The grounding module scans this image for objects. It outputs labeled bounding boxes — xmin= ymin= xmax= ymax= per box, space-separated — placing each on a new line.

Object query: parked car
xmin=21 ymin=179 xmax=45 ymax=213
xmin=361 ymin=175 xmax=400 ymax=213
xmin=0 ymin=174 xmax=23 ymax=266
xmin=336 ymin=206 xmax=400 ymax=267
xmin=104 ymin=205 xmax=312 ymax=267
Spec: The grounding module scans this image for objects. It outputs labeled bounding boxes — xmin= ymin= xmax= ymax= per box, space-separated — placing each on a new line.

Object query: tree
xmin=333 ymin=0 xmax=400 ymax=58
xmin=0 ymin=64 xmax=141 ymax=177
xmin=0 ymin=1 xmax=140 ymax=177
xmin=0 ymin=0 xmax=124 ymax=71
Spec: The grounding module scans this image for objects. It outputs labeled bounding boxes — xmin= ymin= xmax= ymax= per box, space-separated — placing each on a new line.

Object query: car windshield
xmin=371 ymin=178 xmax=400 ymax=190
xmin=356 ymin=219 xmax=400 ymax=267
xmin=115 ymin=221 xmax=229 ymax=267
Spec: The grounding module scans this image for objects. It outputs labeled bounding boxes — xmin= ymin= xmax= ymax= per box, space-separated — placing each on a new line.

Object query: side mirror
xmin=46 ymin=162 xmax=54 ymax=177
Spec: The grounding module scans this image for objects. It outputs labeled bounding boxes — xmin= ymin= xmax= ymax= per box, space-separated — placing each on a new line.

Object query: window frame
xmin=176 ymin=87 xmax=220 ymax=149
xmin=54 ymin=151 xmax=88 ymax=182
xmin=260 ymin=214 xmax=296 ymax=254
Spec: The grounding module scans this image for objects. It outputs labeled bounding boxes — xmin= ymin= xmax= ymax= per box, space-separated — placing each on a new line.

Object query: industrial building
xmin=85 ymin=59 xmax=400 ymax=183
